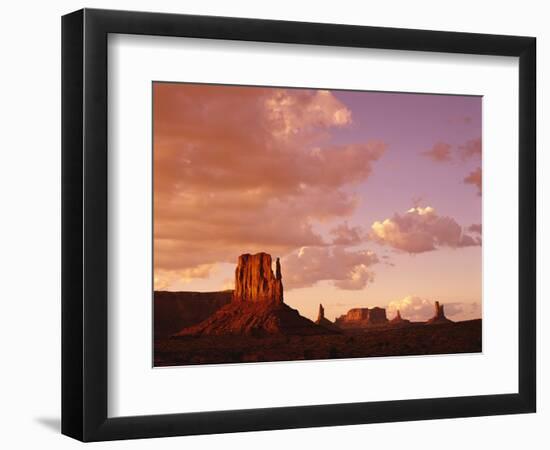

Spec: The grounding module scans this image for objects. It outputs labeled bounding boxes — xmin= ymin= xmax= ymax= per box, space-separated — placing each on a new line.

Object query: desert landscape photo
xmin=153 ymin=82 xmax=482 ymax=367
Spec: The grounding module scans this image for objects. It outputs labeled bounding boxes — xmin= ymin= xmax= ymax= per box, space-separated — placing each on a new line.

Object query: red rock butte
xmin=174 ymin=253 xmax=336 ymax=337
xmin=233 ymin=253 xmax=283 ymax=303
xmin=335 ymin=307 xmax=388 ymax=329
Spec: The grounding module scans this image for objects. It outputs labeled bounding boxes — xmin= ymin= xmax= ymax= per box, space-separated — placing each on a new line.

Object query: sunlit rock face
xmin=233 ymin=253 xmax=283 ymax=304
xmin=334 ymin=307 xmax=388 ymax=328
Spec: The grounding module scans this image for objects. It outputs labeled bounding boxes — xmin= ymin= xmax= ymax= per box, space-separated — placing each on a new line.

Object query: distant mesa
xmin=174 ymin=253 xmax=337 ymax=337
xmin=315 ymin=303 xmax=340 ymax=331
xmin=335 ymin=307 xmax=388 ymax=329
xmin=426 ymin=301 xmax=453 ymax=324
xmin=154 ymin=290 xmax=232 ymax=338
xmin=389 ymin=309 xmax=411 ymax=326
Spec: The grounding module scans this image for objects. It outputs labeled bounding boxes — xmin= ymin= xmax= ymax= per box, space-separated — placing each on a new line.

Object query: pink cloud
xmin=330 ymin=222 xmax=364 ymax=246
xmin=468 ymin=223 xmax=482 ymax=234
xmin=370 ymin=206 xmax=481 ymax=254
xmin=459 ymin=137 xmax=482 ymax=161
xmin=154 ymin=83 xmax=387 ymax=278
xmin=448 ymin=116 xmax=473 ymax=125
xmin=154 ymin=264 xmax=215 ymax=291
xmin=283 ymin=246 xmax=379 ymax=290
xmin=266 ymin=89 xmax=352 ymax=140
xmin=421 ymin=142 xmax=452 ymax=162
xmin=421 ymin=137 xmax=481 ymax=165
xmin=464 ymin=167 xmax=482 ymax=195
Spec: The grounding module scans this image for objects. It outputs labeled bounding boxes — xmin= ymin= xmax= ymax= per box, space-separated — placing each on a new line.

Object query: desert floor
xmin=154 ymin=319 xmax=482 ymax=367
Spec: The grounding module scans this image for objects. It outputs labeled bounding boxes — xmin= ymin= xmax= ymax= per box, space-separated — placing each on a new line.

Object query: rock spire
xmin=426 ymin=301 xmax=453 ymax=324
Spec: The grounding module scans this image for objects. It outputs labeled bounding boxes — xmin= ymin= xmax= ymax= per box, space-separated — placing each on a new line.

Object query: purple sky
xmin=154 ymin=83 xmax=482 ymax=322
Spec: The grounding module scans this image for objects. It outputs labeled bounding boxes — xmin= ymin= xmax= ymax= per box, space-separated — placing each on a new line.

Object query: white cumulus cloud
xmin=370 ymin=206 xmax=480 ymax=254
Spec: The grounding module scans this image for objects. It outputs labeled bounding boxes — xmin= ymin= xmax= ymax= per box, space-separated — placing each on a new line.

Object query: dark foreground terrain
xmin=154 ymin=290 xmax=232 ymax=338
xmin=154 ymin=319 xmax=481 ymax=367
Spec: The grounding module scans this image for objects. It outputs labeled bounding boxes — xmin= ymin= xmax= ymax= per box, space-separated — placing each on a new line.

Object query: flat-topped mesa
xmin=334 ymin=306 xmax=388 ymax=328
xmin=232 ymin=253 xmax=284 ymax=304
xmin=367 ymin=307 xmax=388 ymax=323
xmin=344 ymin=308 xmax=369 ymax=322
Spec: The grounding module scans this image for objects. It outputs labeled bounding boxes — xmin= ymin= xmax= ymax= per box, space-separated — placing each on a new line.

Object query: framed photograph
xmin=62 ymin=8 xmax=536 ymax=441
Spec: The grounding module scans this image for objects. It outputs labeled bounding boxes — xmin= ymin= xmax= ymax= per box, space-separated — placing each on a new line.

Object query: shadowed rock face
xmin=335 ymin=307 xmax=388 ymax=328
xmin=390 ymin=309 xmax=411 ymax=326
xmin=233 ymin=253 xmax=283 ymax=303
xmin=426 ymin=301 xmax=453 ymax=324
xmin=315 ymin=303 xmax=340 ymax=331
xmin=154 ymin=290 xmax=233 ymax=338
xmin=317 ymin=304 xmax=325 ymax=322
xmin=174 ymin=301 xmax=336 ymax=337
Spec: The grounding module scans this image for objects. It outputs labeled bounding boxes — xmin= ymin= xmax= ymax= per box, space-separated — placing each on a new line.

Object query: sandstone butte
xmin=174 ymin=253 xmax=337 ymax=337
xmin=233 ymin=253 xmax=283 ymax=303
xmin=334 ymin=306 xmax=389 ymax=329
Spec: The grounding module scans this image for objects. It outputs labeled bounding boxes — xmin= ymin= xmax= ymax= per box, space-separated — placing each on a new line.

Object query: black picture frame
xmin=62 ymin=8 xmax=536 ymax=442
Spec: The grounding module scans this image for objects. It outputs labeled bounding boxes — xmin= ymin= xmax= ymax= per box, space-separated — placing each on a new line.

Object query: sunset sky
xmin=153 ymin=82 xmax=482 ymax=322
